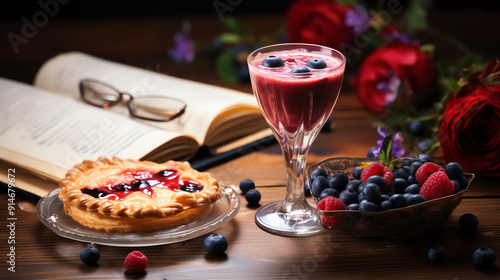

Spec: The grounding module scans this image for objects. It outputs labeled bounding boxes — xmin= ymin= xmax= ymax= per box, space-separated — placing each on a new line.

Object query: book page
xmin=0 ymin=78 xmax=196 ymax=181
xmin=33 ymin=52 xmax=265 ymax=145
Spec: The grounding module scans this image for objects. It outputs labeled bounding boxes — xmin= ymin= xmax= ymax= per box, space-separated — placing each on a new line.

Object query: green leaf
xmin=218 ymin=33 xmax=241 ymax=44
xmin=216 ymin=50 xmax=238 ymax=83
xmin=223 ymin=17 xmax=252 ymax=36
xmin=335 ymin=0 xmax=359 ymax=5
xmin=398 ymin=0 xmax=432 ymax=33
xmin=380 ymin=134 xmax=393 ymax=166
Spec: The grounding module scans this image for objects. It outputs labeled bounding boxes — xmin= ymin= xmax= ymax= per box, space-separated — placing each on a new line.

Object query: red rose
xmin=286 ymin=0 xmax=353 ymax=50
xmin=352 ymin=42 xmax=438 ymax=113
xmin=437 ymin=60 xmax=500 ymax=176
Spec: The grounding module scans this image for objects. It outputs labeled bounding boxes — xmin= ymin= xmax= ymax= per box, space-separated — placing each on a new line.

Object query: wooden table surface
xmin=1 ymin=9 xmax=499 ymax=280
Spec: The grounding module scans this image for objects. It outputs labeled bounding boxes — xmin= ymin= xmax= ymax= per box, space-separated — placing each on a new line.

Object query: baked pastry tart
xmin=59 ymin=157 xmax=221 ymax=233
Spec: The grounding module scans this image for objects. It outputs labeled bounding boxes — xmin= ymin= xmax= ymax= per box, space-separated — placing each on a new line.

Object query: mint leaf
xmin=381 ymin=134 xmax=393 ymax=166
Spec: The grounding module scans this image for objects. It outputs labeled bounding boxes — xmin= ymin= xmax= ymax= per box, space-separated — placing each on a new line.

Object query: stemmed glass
xmin=247 ymin=43 xmax=346 ymax=236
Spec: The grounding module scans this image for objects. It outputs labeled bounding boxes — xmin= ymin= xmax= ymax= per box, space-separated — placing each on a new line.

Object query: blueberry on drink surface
xmin=290 ymin=66 xmax=310 ymax=73
xmin=305 ymin=58 xmax=327 ymax=69
xmin=262 ymin=55 xmax=284 ymax=68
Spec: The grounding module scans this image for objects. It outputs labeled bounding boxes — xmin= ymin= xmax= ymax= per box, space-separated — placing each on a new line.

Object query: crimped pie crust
xmin=58 ymin=157 xmax=221 ymax=232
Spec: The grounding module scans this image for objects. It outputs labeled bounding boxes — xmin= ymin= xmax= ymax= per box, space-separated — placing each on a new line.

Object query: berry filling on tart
xmin=80 ymin=169 xmax=204 ymax=200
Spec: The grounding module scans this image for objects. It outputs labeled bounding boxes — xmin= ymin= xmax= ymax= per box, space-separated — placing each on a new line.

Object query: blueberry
xmin=311 ymin=176 xmax=329 ymax=198
xmin=346 ymin=203 xmax=359 ymax=210
xmin=80 ymin=244 xmax=100 ymax=266
xmin=409 ymin=120 xmax=426 ymax=137
xmin=366 ymin=175 xmax=386 ymax=191
xmin=305 ymin=58 xmax=327 ymax=69
xmin=428 ymin=246 xmax=447 ymax=262
xmin=459 ymin=213 xmax=478 ymax=233
xmin=417 ymin=154 xmax=434 ymax=163
xmin=310 ymin=168 xmax=328 ymax=182
xmin=389 ymin=194 xmax=407 ymax=208
xmin=405 ymin=184 xmax=421 ymax=194
xmin=262 ymin=55 xmax=283 ymax=68
xmin=320 ymin=188 xmax=340 ymax=200
xmin=402 ymin=158 xmax=415 ymax=166
xmin=204 ymin=233 xmax=229 ymax=255
xmin=304 ymin=185 xmax=311 ymax=197
xmin=113 ymin=183 xmax=129 ymax=192
xmin=409 ymin=161 xmax=423 ymax=175
xmin=457 ymin=175 xmax=469 ymax=190
xmin=239 ymin=179 xmax=255 ymax=194
xmin=359 ymin=200 xmax=377 ymax=212
xmin=346 ymin=180 xmax=362 ymax=193
xmin=352 ymin=166 xmax=362 ymax=180
xmin=358 ymin=192 xmax=365 ymax=203
xmin=417 ymin=140 xmax=434 ymax=152
xmin=245 ymin=189 xmax=261 ymax=205
xmin=445 ymin=162 xmax=463 ymax=180
xmin=406 ymin=175 xmax=417 ymax=185
xmin=357 ymin=183 xmax=366 ymax=194
xmin=397 ymin=166 xmax=411 ymax=180
xmin=473 ymin=248 xmax=496 ymax=269
xmin=389 ymin=178 xmax=408 ymax=194
xmin=181 ymin=183 xmax=203 ymax=193
xmin=406 ymin=194 xmax=425 ymax=206
xmin=339 ymin=189 xmax=358 ymax=206
xmin=290 ymin=66 xmax=310 ymax=73
xmin=451 ymin=180 xmax=461 ymax=194
xmin=379 ymin=200 xmax=393 ymax=211
xmin=328 ymin=173 xmax=349 ymax=192
xmin=158 ymin=169 xmax=176 ymax=177
xmin=381 ymin=194 xmax=390 ymax=201
xmin=81 ymin=187 xmax=107 ymax=198
xmin=131 ymin=180 xmax=149 ymax=190
xmin=362 ymin=183 xmax=381 ymax=204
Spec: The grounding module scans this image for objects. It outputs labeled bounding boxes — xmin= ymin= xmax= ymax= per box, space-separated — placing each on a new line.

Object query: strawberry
xmin=360 ymin=162 xmax=393 ymax=188
xmin=317 ymin=196 xmax=346 ymax=227
xmin=124 ymin=251 xmax=148 ymax=274
xmin=420 ymin=171 xmax=454 ymax=201
xmin=416 ymin=162 xmax=445 ymax=185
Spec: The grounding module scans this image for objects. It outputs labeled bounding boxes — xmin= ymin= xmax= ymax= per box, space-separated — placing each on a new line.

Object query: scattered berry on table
xmin=245 ymin=189 xmax=261 ymax=205
xmin=339 ymin=189 xmax=358 ymax=206
xmin=328 ymin=172 xmax=349 ymax=192
xmin=262 ymin=55 xmax=284 ymax=67
xmin=204 ymin=233 xmax=229 ymax=255
xmin=352 ymin=166 xmax=362 ymax=180
xmin=428 ymin=246 xmax=447 ymax=262
xmin=416 ymin=162 xmax=445 ymax=185
xmin=459 ymin=213 xmax=479 ymax=233
xmin=239 ymin=179 xmax=255 ymax=195
xmin=361 ymin=162 xmax=393 ymax=188
xmin=445 ymin=162 xmax=463 ymax=180
xmin=306 ymin=58 xmax=327 ymax=69
xmin=124 ymin=251 xmax=148 ymax=274
xmin=420 ymin=171 xmax=454 ymax=201
xmin=80 ymin=244 xmax=100 ymax=266
xmin=311 ymin=176 xmax=329 ymax=197
xmin=473 ymin=248 xmax=496 ymax=269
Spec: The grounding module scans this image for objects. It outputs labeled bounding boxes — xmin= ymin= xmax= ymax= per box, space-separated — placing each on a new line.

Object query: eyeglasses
xmin=79 ymin=79 xmax=186 ymax=122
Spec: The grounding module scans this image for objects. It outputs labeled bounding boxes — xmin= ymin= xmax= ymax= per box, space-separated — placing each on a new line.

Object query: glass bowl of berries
xmin=307 ymin=157 xmax=474 ymax=237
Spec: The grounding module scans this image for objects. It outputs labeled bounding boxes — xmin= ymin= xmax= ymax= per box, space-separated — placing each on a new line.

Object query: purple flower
xmin=376 ymin=70 xmax=401 ymax=106
xmin=345 ymin=5 xmax=372 ymax=35
xmin=168 ymin=21 xmax=195 ymax=63
xmin=373 ymin=127 xmax=407 ymax=158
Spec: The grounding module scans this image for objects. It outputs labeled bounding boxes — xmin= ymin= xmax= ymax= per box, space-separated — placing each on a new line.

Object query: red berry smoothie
xmin=248 ymin=50 xmax=345 ymax=135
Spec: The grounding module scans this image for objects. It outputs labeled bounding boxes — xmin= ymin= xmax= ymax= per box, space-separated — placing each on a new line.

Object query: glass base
xmin=255 ymin=200 xmax=324 ymax=237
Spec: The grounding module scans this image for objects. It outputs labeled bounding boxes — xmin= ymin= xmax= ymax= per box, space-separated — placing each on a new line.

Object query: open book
xmin=0 ymin=52 xmax=270 ymax=197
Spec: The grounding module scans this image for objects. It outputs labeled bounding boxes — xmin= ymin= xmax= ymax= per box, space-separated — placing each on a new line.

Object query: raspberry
xmin=360 ymin=162 xmax=393 ymax=189
xmin=419 ymin=171 xmax=454 ymax=201
xmin=317 ymin=196 xmax=346 ymax=227
xmin=415 ymin=162 xmax=445 ymax=185
xmin=124 ymin=251 xmax=148 ymax=274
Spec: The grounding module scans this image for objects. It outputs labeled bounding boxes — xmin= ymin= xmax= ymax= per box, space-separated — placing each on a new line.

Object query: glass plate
xmin=37 ymin=184 xmax=240 ymax=247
